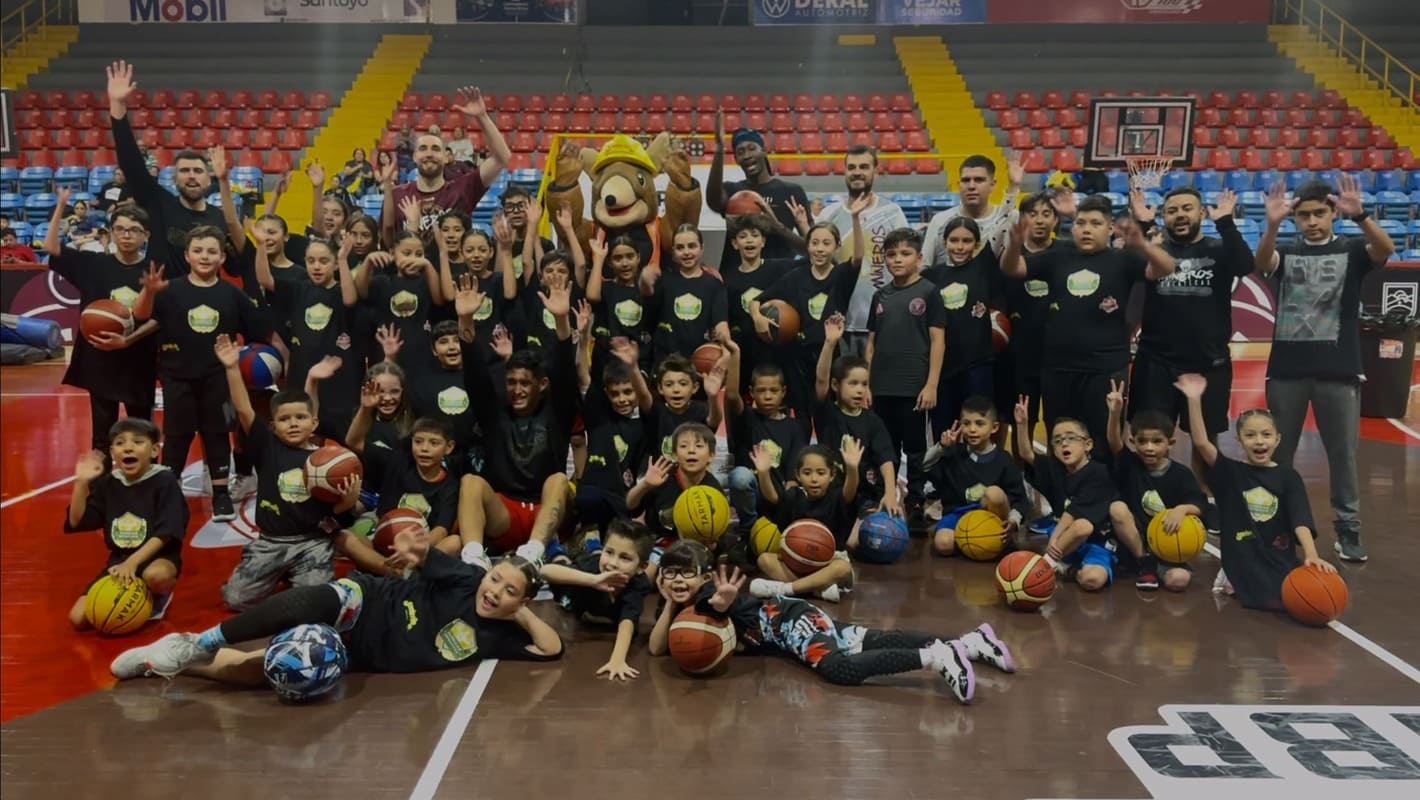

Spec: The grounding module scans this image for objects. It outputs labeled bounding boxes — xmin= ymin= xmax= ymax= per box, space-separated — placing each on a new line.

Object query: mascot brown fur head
xmin=569 ymin=134 xmax=678 ymax=231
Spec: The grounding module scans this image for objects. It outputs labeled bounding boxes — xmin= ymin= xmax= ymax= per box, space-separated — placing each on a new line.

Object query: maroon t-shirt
xmin=392 ymin=169 xmax=489 ymax=237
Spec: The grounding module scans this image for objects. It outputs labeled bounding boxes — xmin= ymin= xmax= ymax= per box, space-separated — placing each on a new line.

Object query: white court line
xmin=0 ymin=475 xmax=76 ymax=510
xmin=409 ymin=659 xmax=499 ymax=800
xmin=1202 ymin=541 xmax=1420 ymax=685
xmin=1385 ymin=417 xmax=1420 ymax=441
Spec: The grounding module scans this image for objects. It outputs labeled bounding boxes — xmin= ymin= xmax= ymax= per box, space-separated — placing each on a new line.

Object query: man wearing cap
xmin=707 ymin=114 xmax=810 ymax=272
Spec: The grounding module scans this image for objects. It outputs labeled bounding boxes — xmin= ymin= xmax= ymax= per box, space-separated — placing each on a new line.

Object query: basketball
xmin=725 ymin=189 xmax=766 ymax=216
xmin=990 ymin=309 xmax=1011 ymax=353
xmin=750 ymin=516 xmax=783 ymax=555
xmin=1146 ymin=511 xmax=1206 ymax=563
xmin=668 ymin=608 xmax=736 ymax=674
xmin=83 ymin=575 xmax=153 ymax=635
xmin=779 ymin=518 xmax=836 ymax=576
xmin=856 ymin=511 xmax=910 ymax=564
xmin=758 ymin=299 xmax=800 ymax=344
xmin=304 ymin=442 xmax=363 ymax=503
xmin=673 ymin=485 xmax=731 ymax=545
xmin=373 ymin=507 xmax=428 ymax=557
xmin=955 ymin=509 xmax=1007 ymax=561
xmin=239 ymin=343 xmax=285 ymax=389
xmin=263 ymin=623 xmax=348 ymax=703
xmin=1281 ymin=565 xmax=1349 ymax=627
xmin=995 ymin=551 xmax=1056 ymax=611
xmin=691 ymin=342 xmax=723 ymax=376
xmin=79 ymin=298 xmax=134 ymax=341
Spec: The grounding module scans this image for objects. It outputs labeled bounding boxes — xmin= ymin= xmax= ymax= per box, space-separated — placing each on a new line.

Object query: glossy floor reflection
xmin=1 ymin=362 xmax=1418 ymax=800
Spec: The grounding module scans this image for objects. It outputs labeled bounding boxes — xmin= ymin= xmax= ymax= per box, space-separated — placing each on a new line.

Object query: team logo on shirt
xmin=110 ymin=511 xmax=148 ymax=549
xmin=907 ymin=297 xmax=927 ymax=316
xmin=305 ymin=303 xmax=333 ymax=331
xmin=673 ymin=293 xmax=703 ymax=321
xmin=1066 ymin=269 xmax=1101 ymax=297
xmin=1243 ymin=486 xmax=1279 ymax=522
xmin=971 ymin=301 xmax=987 ymax=319
xmin=807 ymin=292 xmax=828 ymax=320
xmin=965 ymin=483 xmax=986 ymax=502
xmin=435 ymin=619 xmax=478 ymax=662
xmin=403 ymin=600 xmax=419 ymax=631
xmin=398 ymin=493 xmax=432 ymax=517
xmin=661 ymin=435 xmax=675 ymax=457
xmin=437 ymin=386 xmax=470 ymax=415
xmin=613 ymin=434 xmax=629 ymax=464
xmin=614 ymin=299 xmax=643 ymax=328
xmin=1025 ymin=279 xmax=1049 ymax=298
xmin=1141 ymin=489 xmax=1166 ymax=517
xmin=187 ymin=304 xmax=219 ymax=333
xmin=472 ymin=294 xmax=494 ymax=321
xmin=390 ymin=290 xmax=419 ymax=318
xmin=110 ymin=286 xmax=140 ymax=309
xmin=277 ymin=467 xmax=311 ymax=503
xmin=740 ymin=287 xmax=764 ymax=314
xmin=939 ymin=282 xmax=968 ymax=310
xmin=1099 ymin=295 xmax=1119 ymax=314
xmin=541 ymin=308 xmax=558 ymax=330
xmin=758 ymin=439 xmax=784 ymax=468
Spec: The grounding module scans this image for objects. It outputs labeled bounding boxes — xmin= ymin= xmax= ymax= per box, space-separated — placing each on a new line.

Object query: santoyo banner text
xmin=752 ymin=0 xmax=1268 ymax=25
xmin=754 ymin=0 xmax=987 ymax=26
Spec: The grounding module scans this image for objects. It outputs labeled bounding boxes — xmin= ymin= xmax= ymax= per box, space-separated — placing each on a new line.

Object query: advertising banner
xmin=752 ymin=0 xmax=877 ymax=26
xmin=878 ymin=0 xmax=986 ymax=25
xmin=81 ymin=0 xmax=429 ymax=23
xmin=986 ymin=0 xmax=1270 ymax=24
xmin=456 ymin=0 xmax=577 ymax=23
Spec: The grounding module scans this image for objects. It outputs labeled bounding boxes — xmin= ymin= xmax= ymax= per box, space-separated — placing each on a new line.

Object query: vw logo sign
xmin=762 ymin=0 xmax=792 ymax=19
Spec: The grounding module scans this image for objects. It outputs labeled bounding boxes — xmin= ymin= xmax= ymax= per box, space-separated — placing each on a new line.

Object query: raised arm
xmin=584 ymin=238 xmax=608 ymax=304
xmin=1255 ymin=181 xmax=1287 ymax=277
xmin=554 ymin=203 xmax=586 ymax=288
xmin=1013 ymin=394 xmax=1035 ymax=466
xmin=706 ymin=109 xmax=728 ymax=214
xmin=1332 ymin=173 xmax=1396 ymax=265
xmin=131 ymin=261 xmax=167 ymax=322
xmin=105 ymin=61 xmax=160 ymax=208
xmin=1175 ymin=374 xmax=1217 ymax=468
xmin=210 ymin=146 xmax=245 ymax=255
xmin=215 ymin=335 xmax=256 ymax=432
xmin=1000 ymin=214 xmax=1029 ymax=279
xmin=452 ymin=87 xmax=509 ymax=189
xmin=42 ymin=187 xmax=71 ymax=256
xmin=816 ymin=313 xmax=844 ymax=401
xmin=1105 ymin=378 xmax=1126 ymax=457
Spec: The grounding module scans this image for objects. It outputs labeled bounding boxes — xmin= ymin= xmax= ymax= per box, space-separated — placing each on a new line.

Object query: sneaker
xmin=1334 ymin=531 xmax=1368 ymax=562
xmin=818 ymin=584 xmax=841 ymax=604
xmin=110 ymin=632 xmax=214 ymax=680
xmin=210 ymin=492 xmax=236 ymax=522
xmin=148 ymin=591 xmax=174 ymax=621
xmin=1135 ymin=555 xmax=1160 ymax=591
xmin=1212 ymin=566 xmax=1234 ymax=595
xmin=906 ymin=506 xmax=930 ymax=535
xmin=460 ymin=541 xmax=491 ymax=571
xmin=927 ymin=639 xmax=976 ymax=704
xmin=749 ymin=578 xmax=790 ymax=599
xmin=959 ymin=623 xmax=1016 ymax=673
xmin=717 ymin=532 xmax=754 ymax=572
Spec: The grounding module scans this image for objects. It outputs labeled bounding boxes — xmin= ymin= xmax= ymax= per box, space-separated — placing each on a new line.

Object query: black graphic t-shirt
xmin=1139 ymin=217 xmax=1254 ymax=370
xmin=1267 ymin=236 xmax=1375 ymax=381
xmin=1025 ymin=244 xmax=1147 ymax=373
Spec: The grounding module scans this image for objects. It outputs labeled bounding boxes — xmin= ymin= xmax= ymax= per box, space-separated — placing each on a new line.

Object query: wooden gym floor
xmin=1 ymin=359 xmax=1418 ymax=800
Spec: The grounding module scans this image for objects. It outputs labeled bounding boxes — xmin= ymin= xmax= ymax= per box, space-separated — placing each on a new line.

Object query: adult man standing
xmin=815 ymin=145 xmax=908 ymax=355
xmin=707 ymin=112 xmax=809 ymax=270
xmin=921 ymin=154 xmax=1023 ymax=266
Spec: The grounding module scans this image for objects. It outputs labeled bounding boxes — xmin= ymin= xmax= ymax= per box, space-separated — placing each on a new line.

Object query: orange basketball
xmin=779 ymin=518 xmax=836 ymax=576
xmin=995 ymin=551 xmax=1056 ymax=611
xmin=726 ymin=189 xmax=766 ymax=216
xmin=304 ymin=443 xmax=363 ymax=504
xmin=759 ymin=299 xmax=800 ymax=345
xmin=990 ymin=309 xmax=1011 ymax=353
xmin=372 ymin=507 xmax=428 ymax=557
xmin=691 ymin=343 xmax=723 ymax=377
xmin=1281 ymin=565 xmax=1348 ymax=627
xmin=668 ymin=608 xmax=736 ymax=674
xmin=79 ymin=298 xmax=134 ymax=341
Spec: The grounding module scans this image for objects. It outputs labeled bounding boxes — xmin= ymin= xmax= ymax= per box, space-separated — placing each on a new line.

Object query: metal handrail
xmin=1275 ymin=0 xmax=1418 ymax=110
xmin=1 ymin=0 xmax=75 ymax=55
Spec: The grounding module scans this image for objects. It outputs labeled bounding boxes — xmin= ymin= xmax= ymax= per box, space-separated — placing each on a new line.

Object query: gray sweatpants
xmin=222 ymin=537 xmax=335 ymax=612
xmin=1265 ymin=377 xmax=1361 ymax=539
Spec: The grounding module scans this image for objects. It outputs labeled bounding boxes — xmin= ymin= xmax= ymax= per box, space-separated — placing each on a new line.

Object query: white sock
xmin=919 ymin=647 xmax=937 ymax=669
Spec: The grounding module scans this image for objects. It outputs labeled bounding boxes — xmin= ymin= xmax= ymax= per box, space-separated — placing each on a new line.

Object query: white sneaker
xmin=461 ymin=541 xmax=491 ymax=570
xmin=1212 ymin=567 xmax=1230 ymax=594
xmin=110 ymin=632 xmax=214 ymax=680
xmin=749 ymin=578 xmax=790 ymax=599
xmin=927 ymin=639 xmax=975 ymax=704
xmin=514 ymin=540 xmax=546 ymax=564
xmin=959 ymin=623 xmax=1016 ymax=673
xmin=818 ymin=584 xmax=842 ymax=604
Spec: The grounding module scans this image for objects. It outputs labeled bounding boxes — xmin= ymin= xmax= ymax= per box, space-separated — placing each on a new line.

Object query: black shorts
xmin=160 ymin=371 xmax=233 ymax=436
xmin=91 ymin=546 xmax=183 ymax=588
xmin=1129 ymin=357 xmax=1232 ymax=436
xmin=1040 ymin=368 xmax=1125 ymax=460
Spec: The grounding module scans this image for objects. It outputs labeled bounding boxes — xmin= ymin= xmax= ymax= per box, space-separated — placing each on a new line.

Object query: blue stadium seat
xmin=1284 ymin=169 xmax=1311 ymax=190
xmin=1224 ymin=169 xmax=1253 ymax=192
xmin=358 ymin=194 xmax=383 ymax=218
xmin=1313 ymin=169 xmax=1338 ymax=189
xmin=23 ymin=192 xmax=57 ymax=225
xmin=54 ymin=166 xmax=88 ymax=191
xmin=1253 ymin=169 xmax=1280 ymax=191
xmin=1402 ymin=249 xmax=1420 ymax=261
xmin=33 ymin=222 xmax=49 ymax=244
xmin=1409 ymin=171 xmax=1420 ymax=192
xmin=69 ymin=191 xmax=94 ymax=206
xmin=19 ymin=166 xmax=53 ymax=194
xmin=1101 ymin=192 xmax=1126 ymax=211
xmin=1240 ymin=190 xmax=1267 ymax=220
xmin=1378 ymin=219 xmax=1406 ymax=247
xmin=1376 ymin=191 xmax=1411 ymax=219
xmin=1200 ymin=220 xmax=1218 ymax=237
xmin=88 ymin=165 xmax=117 ymax=194
xmin=1348 ymin=170 xmax=1374 ymax=192
xmin=1374 ymin=169 xmax=1406 ymax=192
xmin=1106 ymin=170 xmax=1129 ymax=195
xmin=0 ymin=166 xmax=17 ymax=193
xmin=1195 ymin=169 xmax=1223 ymax=192
xmin=1236 ymin=218 xmax=1260 ymax=237
xmin=1142 ymin=190 xmax=1162 ymax=208
xmin=1277 ymin=218 xmax=1297 ymax=245
xmin=1407 ymin=219 xmax=1420 ymax=249
xmin=9 ymin=221 xmax=33 ymax=244
xmin=926 ymin=192 xmax=959 ymax=211
xmin=1335 ymin=219 xmax=1361 ymax=236
xmin=1 ymin=192 xmax=23 ymax=217
xmin=1203 ymin=190 xmax=1224 ymax=208
xmin=1161 ymin=171 xmax=1191 ymax=191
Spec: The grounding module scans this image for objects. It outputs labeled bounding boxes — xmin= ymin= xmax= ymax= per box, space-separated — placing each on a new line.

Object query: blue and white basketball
xmin=856 ymin=511 xmax=910 ymax=564
xmin=263 ymin=623 xmax=348 ymax=703
xmin=238 ymin=343 xmax=284 ymax=389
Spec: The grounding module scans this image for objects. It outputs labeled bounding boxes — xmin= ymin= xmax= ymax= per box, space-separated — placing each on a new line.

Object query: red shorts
xmin=571 ymin=412 xmax=585 ymax=437
xmin=490 ymin=494 xmax=540 ymax=552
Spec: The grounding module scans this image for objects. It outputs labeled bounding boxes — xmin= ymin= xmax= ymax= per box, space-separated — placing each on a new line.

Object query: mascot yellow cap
xmin=592 ymin=134 xmax=657 ymax=175
xmin=1044 ymin=170 xmax=1076 ymax=191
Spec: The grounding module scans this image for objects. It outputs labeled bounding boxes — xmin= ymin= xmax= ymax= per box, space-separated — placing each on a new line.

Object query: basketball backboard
xmin=1085 ymin=97 xmax=1196 ymax=168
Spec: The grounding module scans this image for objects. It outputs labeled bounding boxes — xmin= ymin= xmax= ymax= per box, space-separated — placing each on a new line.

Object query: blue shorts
xmin=1064 ymin=541 xmax=1117 ymax=585
xmin=934 ymin=502 xmax=982 ymax=532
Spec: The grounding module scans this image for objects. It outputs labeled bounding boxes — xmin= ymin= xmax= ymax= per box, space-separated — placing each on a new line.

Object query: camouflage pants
xmin=222 ymin=537 xmax=334 ymax=612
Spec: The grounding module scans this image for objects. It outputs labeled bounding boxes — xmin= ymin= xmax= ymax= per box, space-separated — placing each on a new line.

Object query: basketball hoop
xmin=1125 ymin=156 xmax=1175 ymax=191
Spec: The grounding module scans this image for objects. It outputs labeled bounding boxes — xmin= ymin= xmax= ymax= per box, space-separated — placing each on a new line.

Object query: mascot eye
xmin=637 ymin=173 xmax=646 ymax=187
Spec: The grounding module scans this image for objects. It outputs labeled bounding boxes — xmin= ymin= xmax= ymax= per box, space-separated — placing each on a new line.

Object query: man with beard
xmin=106 ymin=62 xmax=228 ymax=275
xmin=707 ymin=112 xmax=809 ymax=271
xmin=384 ymin=85 xmax=511 ymax=246
xmin=1127 ymin=187 xmax=1254 ymax=483
xmin=816 ymin=146 xmax=909 ymax=356
xmin=921 ymin=154 xmax=1023 ymax=267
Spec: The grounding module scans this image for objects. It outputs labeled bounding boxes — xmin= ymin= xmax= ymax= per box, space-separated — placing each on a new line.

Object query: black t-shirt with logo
xmin=724 ymin=258 xmax=795 ymax=349
xmin=867 ymin=277 xmax=946 ymax=398
xmin=1001 ymin=241 xmax=1060 ymax=373
xmin=729 ymin=407 xmax=807 ymax=486
xmin=561 ymin=551 xmax=653 ymax=625
xmin=270 ymin=280 xmax=365 ymax=421
xmin=510 ymin=282 xmax=584 ymax=367
xmin=717 ymin=178 xmax=810 ymax=271
xmin=581 ymin=392 xmax=646 ymax=496
xmin=1112 ymin=449 xmax=1209 ymax=538
xmin=363 ymin=443 xmax=459 ymax=533
xmin=64 ymin=466 xmax=187 ymax=562
xmin=927 ymin=442 xmax=1031 ymax=519
xmin=366 ymin=272 xmax=439 ymax=376
xmin=591 ymin=280 xmax=654 ymax=376
xmin=1139 ymin=217 xmax=1254 ymax=370
xmin=1025 ymin=244 xmax=1148 ymax=373
xmin=768 ymin=485 xmax=856 ymax=549
xmin=634 ymin=469 xmax=725 ymax=542
xmin=246 ymin=425 xmax=348 ymax=543
xmin=1268 ymin=236 xmax=1375 ymax=381
xmin=1028 ymin=454 xmax=1118 ymax=532
xmin=644 ymin=398 xmax=710 ymax=460
xmin=759 ymin=259 xmax=858 ymax=347
xmin=652 ymin=269 xmax=729 ymax=360
xmin=811 ymin=400 xmax=894 ymax=504
xmin=409 ymin=365 xmax=480 ymax=452
xmin=49 ymin=250 xmax=156 ymax=407
xmin=923 ymin=250 xmax=1003 ymax=377
xmin=148 ymin=276 xmax=267 ymax=380
xmin=1209 ymin=454 xmax=1315 ymax=610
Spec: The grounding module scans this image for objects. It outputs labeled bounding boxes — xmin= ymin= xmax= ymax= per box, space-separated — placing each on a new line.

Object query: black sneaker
xmin=1334 ymin=531 xmax=1368 ymax=562
xmin=211 ymin=492 xmax=236 ymax=522
xmin=1135 ymin=554 xmax=1160 ymax=591
xmin=906 ymin=505 xmax=930 ymax=536
xmin=717 ymin=531 xmax=754 ymax=572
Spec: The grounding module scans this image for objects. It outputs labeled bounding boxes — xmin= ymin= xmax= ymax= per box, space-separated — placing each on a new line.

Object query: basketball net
xmin=1125 ymin=156 xmax=1175 ymax=191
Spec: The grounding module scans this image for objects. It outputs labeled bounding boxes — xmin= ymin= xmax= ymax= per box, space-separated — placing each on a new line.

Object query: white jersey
xmin=817 ymin=195 xmax=910 ymax=333
xmin=921 ymin=191 xmax=1019 ymax=267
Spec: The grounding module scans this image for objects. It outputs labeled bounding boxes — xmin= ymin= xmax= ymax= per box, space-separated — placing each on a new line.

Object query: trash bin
xmin=1359 ymin=310 xmax=1418 ymax=419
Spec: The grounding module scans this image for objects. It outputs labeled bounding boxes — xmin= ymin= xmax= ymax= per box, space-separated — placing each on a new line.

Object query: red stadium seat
xmin=1289 ymin=90 xmax=1314 ymax=109
xmin=295 ymin=110 xmax=319 ymax=130
xmin=841 ymin=94 xmax=863 ymax=113
xmin=1051 ymin=149 xmax=1080 ymax=171
xmin=77 ymin=129 xmax=102 ymax=150
xmin=867 ymin=93 xmax=889 ymax=112
xmin=1316 ymin=108 xmax=1342 ymax=127
xmin=1209 ymin=149 xmax=1238 ymax=169
xmin=167 ymin=128 xmax=193 ymax=148
xmin=846 ymin=112 xmax=869 ymax=132
xmin=806 ymin=158 xmax=832 ymax=175
xmin=1039 ymin=128 xmax=1065 ymax=148
xmin=776 ymin=158 xmax=802 ymax=176
xmin=281 ymin=90 xmax=306 ymax=110
xmin=1198 ymin=107 xmax=1223 ymax=128
xmin=1257 ymin=108 xmax=1281 ymax=127
xmin=127 ymin=107 xmax=151 ymax=128
xmin=850 ymin=131 xmax=875 ymax=148
xmin=985 ymin=92 xmax=1009 ymax=111
xmin=915 ymin=157 xmax=942 ymax=174
xmin=793 ymin=94 xmax=814 ymax=113
xmin=72 ymin=109 xmax=97 ymax=129
xmin=643 ymin=113 xmax=666 ymax=134
xmin=399 ymin=92 xmax=420 ymax=112
xmin=1262 ymin=90 xmax=1285 ymax=108
xmin=595 ymin=94 xmax=618 ymax=114
xmin=1219 ymin=128 xmax=1244 ymax=148
xmin=645 ymin=94 xmax=667 ymax=114
xmin=568 ymin=112 xmax=592 ymax=133
xmin=1368 ymin=128 xmax=1396 ymax=148
xmin=997 ymin=110 xmax=1023 ymax=130
xmin=826 ymin=132 xmax=849 ymax=152
xmin=575 ymin=94 xmax=595 ymax=113
xmin=593 ymin=112 xmax=618 ymax=132
xmin=879 ymin=132 xmax=903 ymax=152
xmin=40 ymin=90 xmax=68 ymax=109
xmin=1040 ymin=90 xmax=1065 ymax=109
xmin=58 ymin=150 xmax=86 ymax=167
xmin=226 ymin=129 xmax=251 ymax=150
xmin=128 ymin=89 xmax=151 ymax=108
xmin=17 ymin=109 xmax=41 ymax=129
xmin=622 ymin=95 xmax=644 ymax=114
xmin=1343 ymin=107 xmax=1368 ymax=126
xmin=21 ymin=129 xmax=47 ymax=149
xmin=516 ymin=112 xmax=540 ymax=132
xmin=890 ymin=93 xmax=914 ymax=113
xmin=550 ymin=94 xmax=572 ymax=112
xmin=193 ymin=129 xmax=219 ymax=149
xmin=818 ymin=94 xmax=839 ymax=113
xmin=884 ymin=157 xmax=912 ymax=175
xmin=16 ymin=91 xmax=40 ymax=109
xmin=512 ymin=131 xmax=538 ymax=152
xmin=1278 ymin=128 xmax=1303 ymax=148
xmin=720 ymin=94 xmax=741 ymax=112
xmin=770 ymin=113 xmax=793 ymax=133
xmin=1027 ymin=109 xmax=1051 ymax=129
xmin=234 ymin=109 xmax=261 ymax=130
xmin=773 ymin=132 xmax=797 ymax=152
xmin=871 ymin=112 xmax=895 ymax=132
xmin=172 ymin=90 xmax=197 ymax=110
xmin=1020 ymin=149 xmax=1048 ymax=172
xmin=1247 ymin=128 xmax=1273 ymax=147
xmin=1396 ymin=148 xmax=1416 ymax=169
xmin=668 ymin=113 xmax=691 ymax=135
xmin=899 ymin=112 xmax=921 ymax=131
xmin=1056 ymin=108 xmax=1082 ymax=128
xmin=1304 ymin=128 xmax=1329 ymax=147
xmin=1068 ymin=128 xmax=1088 ymax=147
xmin=744 ymin=93 xmax=766 ymax=112
xmin=1205 ymin=91 xmax=1231 ymax=109
xmin=744 ymin=111 xmax=767 ymax=131
xmin=1014 ymin=91 xmax=1039 ymax=110
xmin=309 ymin=91 xmax=332 ymax=111
xmin=799 ymin=132 xmax=824 ymax=153
xmin=1126 ymin=89 xmax=1148 ymax=98
xmin=1362 ymin=150 xmax=1392 ymax=170
xmin=821 ymin=113 xmax=844 ymax=132
xmin=796 ymin=112 xmax=819 ymax=132
xmin=268 ymin=110 xmax=292 ymax=129
xmin=1236 ymin=90 xmax=1258 ymax=109
xmin=72 ymin=89 xmax=98 ymax=109
xmin=25 ymin=150 xmax=57 ymax=169
xmin=1338 ymin=128 xmax=1365 ymax=148
xmin=1067 ymin=90 xmax=1091 ymax=109
xmin=1330 ymin=149 xmax=1357 ymax=169
xmin=1008 ymin=129 xmax=1033 ymax=150
xmin=905 ymin=131 xmax=930 ymax=152
xmin=252 ymin=130 xmax=277 ymax=150
xmin=267 ymin=151 xmax=293 ymax=173
xmin=769 ymin=94 xmax=790 ymax=113
xmin=256 ymin=90 xmax=279 ymax=110
xmin=140 ymin=127 xmax=162 ymax=149
xmin=721 ymin=111 xmax=742 ymax=130
xmin=524 ymin=94 xmax=547 ymax=113
xmin=1319 ymin=89 xmax=1342 ymax=108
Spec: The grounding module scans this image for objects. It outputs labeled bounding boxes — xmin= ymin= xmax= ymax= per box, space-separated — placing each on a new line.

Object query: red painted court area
xmin=2 ymin=359 xmax=1418 ymax=800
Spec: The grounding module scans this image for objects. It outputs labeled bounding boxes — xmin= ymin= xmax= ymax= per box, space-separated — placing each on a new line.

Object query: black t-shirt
xmin=635 ymin=470 xmax=724 ymax=541
xmin=510 ymin=282 xmax=583 ymax=365
xmin=49 ymin=250 xmax=156 ymax=407
xmin=1139 ymin=217 xmax=1254 ymax=370
xmin=867 ymin=277 xmax=946 ymax=398
xmin=724 ymin=258 xmax=795 ymax=346
xmin=1113 ymin=450 xmax=1209 ymax=536
xmin=717 ymin=178 xmax=809 ymax=270
xmin=811 ymin=401 xmax=894 ymax=503
xmin=652 ymin=269 xmax=728 ymax=360
xmin=270 ymin=280 xmax=365 ymax=418
xmin=928 ymin=443 xmax=1031 ymax=519
xmin=366 ymin=271 xmax=439 ymax=376
xmin=561 ymin=551 xmax=652 ymax=625
xmin=923 ymin=250 xmax=1004 ymax=377
xmin=64 ymin=466 xmax=187 ymax=560
xmin=581 ymin=392 xmax=646 ymax=496
xmin=364 ymin=443 xmax=460 ymax=533
xmin=409 ymin=366 xmax=480 ymax=452
xmin=768 ymin=485 xmax=856 ymax=549
xmin=1028 ymin=454 xmax=1118 ymax=532
xmin=1026 ymin=244 xmax=1147 ymax=372
xmin=148 ymin=276 xmax=266 ymax=380
xmin=1268 ymin=236 xmax=1375 ymax=381
xmin=1001 ymin=240 xmax=1059 ymax=370
xmin=759 ymin=259 xmax=858 ymax=347
xmin=645 ymin=399 xmax=709 ymax=459
xmin=96 ymin=180 xmax=133 ymax=212
xmin=729 ymin=408 xmax=807 ymax=486
xmin=1209 ymin=454 xmax=1315 ymax=609
xmin=346 ymin=550 xmax=559 ymax=673
xmin=246 ymin=424 xmax=348 ymax=542
xmin=591 ymin=280 xmax=654 ymax=378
